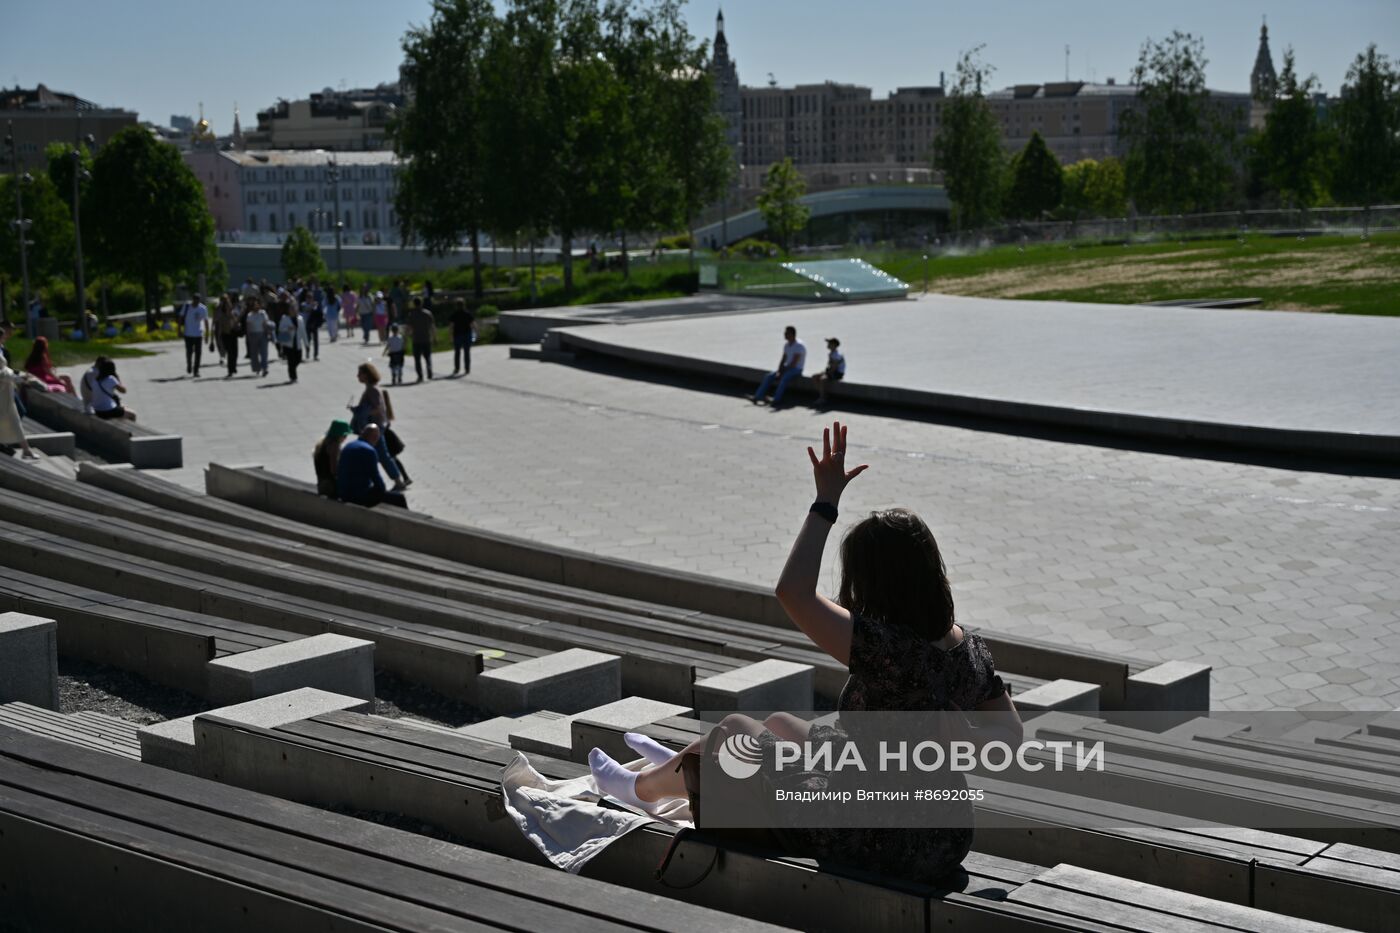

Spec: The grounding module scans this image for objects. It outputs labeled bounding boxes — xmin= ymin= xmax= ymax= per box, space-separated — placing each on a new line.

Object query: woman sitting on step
xmin=589 ymin=420 xmax=1023 ymax=885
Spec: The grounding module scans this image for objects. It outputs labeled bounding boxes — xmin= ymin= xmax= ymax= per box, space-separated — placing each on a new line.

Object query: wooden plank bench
xmin=201 ymin=463 xmax=1188 ymax=710
xmin=0 ymin=702 xmax=140 ymax=759
xmin=0 ymin=525 xmax=545 ymax=704
xmin=0 ymin=725 xmax=790 ymax=933
xmin=23 ymin=387 xmax=182 ymax=468
xmin=0 ymin=491 xmax=740 ymax=706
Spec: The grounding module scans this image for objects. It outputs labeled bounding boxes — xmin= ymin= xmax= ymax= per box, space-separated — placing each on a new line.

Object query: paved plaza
xmin=554 ymin=293 xmax=1400 ymax=438
xmin=58 ymin=315 xmax=1400 ymax=713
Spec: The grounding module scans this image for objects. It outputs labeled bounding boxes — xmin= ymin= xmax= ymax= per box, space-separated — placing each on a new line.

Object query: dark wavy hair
xmin=837 ymin=508 xmax=955 ymax=640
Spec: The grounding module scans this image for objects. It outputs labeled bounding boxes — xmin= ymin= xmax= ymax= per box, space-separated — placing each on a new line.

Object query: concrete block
xmin=25 ymin=432 xmax=76 ymax=457
xmin=509 ymin=696 xmax=692 ymax=760
xmin=692 ymin=659 xmax=814 ymax=721
xmin=139 ymin=687 xmax=370 ymax=774
xmin=458 ymin=711 xmax=565 ymax=747
xmin=205 ymin=634 xmax=375 ymax=704
xmin=127 ymin=434 xmax=184 ymax=469
xmin=476 ymin=648 xmax=620 ymax=715
xmin=0 ymin=612 xmax=59 ymax=710
xmin=1124 ymin=661 xmax=1212 ymax=730
xmin=1014 ymin=679 xmax=1101 ymax=716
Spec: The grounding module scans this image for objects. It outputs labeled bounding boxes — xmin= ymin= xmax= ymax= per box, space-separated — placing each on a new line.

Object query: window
xmin=269 ymin=214 xmax=278 ymax=232
xmin=345 ymin=209 xmax=352 ymax=228
xmin=289 ymin=211 xmax=296 ymax=228
xmin=250 ymin=214 xmax=258 ymax=232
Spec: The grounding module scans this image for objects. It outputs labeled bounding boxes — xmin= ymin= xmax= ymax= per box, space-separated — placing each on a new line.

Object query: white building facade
xmin=184 ymin=149 xmax=403 ymax=245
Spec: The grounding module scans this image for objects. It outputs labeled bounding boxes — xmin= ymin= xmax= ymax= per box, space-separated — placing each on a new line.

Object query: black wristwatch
xmin=809 ymin=501 xmax=838 ymax=523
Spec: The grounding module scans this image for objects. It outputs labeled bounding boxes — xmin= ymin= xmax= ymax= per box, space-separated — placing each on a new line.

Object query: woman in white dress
xmin=0 ymin=362 xmax=36 ymax=459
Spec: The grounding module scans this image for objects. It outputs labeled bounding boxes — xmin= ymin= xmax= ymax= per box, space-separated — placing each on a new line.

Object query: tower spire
xmin=1250 ymin=17 xmax=1278 ymax=101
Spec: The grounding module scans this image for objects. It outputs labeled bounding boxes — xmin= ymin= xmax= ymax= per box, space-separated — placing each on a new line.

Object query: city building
xmin=245 ymin=82 xmax=404 ymax=151
xmin=0 ymin=84 xmax=137 ymax=173
xmin=183 ymin=149 xmax=402 ymax=243
xmin=1250 ymin=21 xmax=1279 ymax=128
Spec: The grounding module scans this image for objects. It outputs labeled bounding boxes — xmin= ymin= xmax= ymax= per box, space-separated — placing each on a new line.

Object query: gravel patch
xmin=371 ymin=669 xmax=489 ymax=728
xmin=58 ymin=657 xmax=204 ymax=725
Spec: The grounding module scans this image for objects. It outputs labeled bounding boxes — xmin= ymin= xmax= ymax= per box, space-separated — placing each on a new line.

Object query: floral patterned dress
xmin=758 ymin=614 xmax=1006 ymax=885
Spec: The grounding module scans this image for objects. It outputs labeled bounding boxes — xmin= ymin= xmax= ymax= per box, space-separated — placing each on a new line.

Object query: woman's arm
xmin=774 ymin=421 xmax=868 ymax=666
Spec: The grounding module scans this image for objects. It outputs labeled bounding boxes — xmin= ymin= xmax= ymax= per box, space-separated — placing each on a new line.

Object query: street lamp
xmin=325 ymin=156 xmax=344 ymax=282
xmin=4 ymin=122 xmax=33 ymax=333
xmin=71 ymin=121 xmax=96 ymax=325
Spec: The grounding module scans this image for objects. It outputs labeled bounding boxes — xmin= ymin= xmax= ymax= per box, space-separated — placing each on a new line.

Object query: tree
xmin=1084 ymin=157 xmax=1127 ymax=216
xmin=392 ymin=0 xmax=496 ymax=299
xmin=663 ymin=51 xmax=733 ymax=257
xmin=933 ymin=47 xmax=1004 ymax=232
xmin=280 ymin=226 xmax=327 ymax=280
xmin=0 ymin=171 xmax=75 ymax=288
xmin=87 ymin=125 xmax=216 ymax=325
xmin=1332 ymin=45 xmax=1400 ymax=207
xmin=1121 ymin=31 xmax=1240 ymax=214
xmin=1004 ymin=132 xmax=1063 ymax=220
xmin=756 ymin=158 xmax=809 ymax=252
xmin=1251 ymin=49 xmax=1332 ymax=208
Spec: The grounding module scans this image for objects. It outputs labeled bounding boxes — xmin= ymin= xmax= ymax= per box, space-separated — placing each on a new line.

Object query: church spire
xmin=1251 ymin=18 xmax=1278 ymax=101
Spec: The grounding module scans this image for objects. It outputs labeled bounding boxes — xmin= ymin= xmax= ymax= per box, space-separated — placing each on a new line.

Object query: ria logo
xmin=717 ymin=733 xmax=764 ymax=780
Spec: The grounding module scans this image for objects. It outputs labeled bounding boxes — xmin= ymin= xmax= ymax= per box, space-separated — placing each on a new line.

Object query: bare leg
xmin=764 ymin=712 xmax=813 ymax=743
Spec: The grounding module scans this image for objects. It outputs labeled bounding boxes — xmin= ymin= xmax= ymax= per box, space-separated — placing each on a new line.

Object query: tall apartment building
xmin=0 ymin=84 xmax=137 ymax=173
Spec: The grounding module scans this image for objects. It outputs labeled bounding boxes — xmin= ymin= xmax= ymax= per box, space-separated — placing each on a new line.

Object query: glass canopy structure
xmin=779 ymin=258 xmax=910 ymax=300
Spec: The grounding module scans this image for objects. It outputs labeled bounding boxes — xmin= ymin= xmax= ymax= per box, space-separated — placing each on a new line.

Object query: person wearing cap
xmin=313 ymin=420 xmax=353 ymax=497
xmin=752 ymin=325 xmax=806 ymax=409
xmin=811 ymin=337 xmax=846 ymax=408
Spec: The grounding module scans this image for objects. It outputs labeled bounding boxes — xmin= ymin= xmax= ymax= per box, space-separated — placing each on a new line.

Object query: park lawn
xmin=4 ymin=335 xmax=154 ymax=368
xmin=872 ymin=232 xmax=1400 ymax=316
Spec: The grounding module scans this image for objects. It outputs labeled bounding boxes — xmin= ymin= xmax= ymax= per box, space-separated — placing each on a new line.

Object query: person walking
xmin=752 ymin=325 xmax=806 ymax=408
xmin=337 ymin=424 xmax=407 ymax=509
xmin=349 ymin=362 xmax=406 ymax=490
xmin=180 ymin=294 xmax=210 ymax=377
xmin=409 ymin=298 xmax=436 ymax=382
xmin=374 ymin=292 xmax=390 ymax=344
xmin=213 ymin=295 xmax=242 ymax=378
xmin=244 ymin=298 xmax=270 ymax=377
xmin=383 ymin=324 xmax=406 ymax=386
xmin=450 ymin=299 xmax=476 ymax=376
xmin=340 ymin=283 xmax=357 ymax=343
xmin=358 ymin=284 xmax=374 ymax=344
xmin=324 ymin=286 xmax=342 ymax=344
xmin=302 ymin=289 xmax=323 ymax=361
xmin=811 ymin=337 xmax=846 ymax=408
xmin=276 ymin=302 xmax=310 ymax=383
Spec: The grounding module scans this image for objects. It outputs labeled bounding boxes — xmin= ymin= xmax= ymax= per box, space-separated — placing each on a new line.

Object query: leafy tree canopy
xmin=1332 ymin=44 xmax=1400 ymax=206
xmin=280 ymin=226 xmax=327 ymax=281
xmin=933 ymin=46 xmax=1005 ymax=231
xmin=1005 ymin=131 xmax=1063 ymax=220
xmin=756 ymin=157 xmax=809 ymax=252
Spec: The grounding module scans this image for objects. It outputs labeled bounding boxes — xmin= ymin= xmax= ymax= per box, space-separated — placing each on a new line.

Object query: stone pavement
xmin=552 ymin=293 xmax=1400 ymax=437
xmin=59 ymin=332 xmax=1400 ymax=712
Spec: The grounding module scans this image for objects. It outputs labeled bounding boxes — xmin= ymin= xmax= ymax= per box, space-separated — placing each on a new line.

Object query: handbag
xmin=384 ymin=426 xmax=405 ymax=457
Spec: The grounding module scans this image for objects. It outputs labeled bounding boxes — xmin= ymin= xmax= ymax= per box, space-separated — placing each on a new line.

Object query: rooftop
xmin=215 ymin=149 xmax=401 ymax=167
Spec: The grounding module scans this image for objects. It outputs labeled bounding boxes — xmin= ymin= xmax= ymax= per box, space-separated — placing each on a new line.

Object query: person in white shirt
xmin=812 ymin=337 xmax=847 ymax=408
xmin=87 ymin=357 xmax=137 ymax=422
xmin=276 ymin=304 xmax=311 ymax=383
xmin=180 ymin=295 xmax=210 ymax=377
xmin=752 ymin=325 xmax=807 ymax=408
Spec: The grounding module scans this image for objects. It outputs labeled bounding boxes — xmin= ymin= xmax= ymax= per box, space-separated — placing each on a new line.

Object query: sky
xmin=4 ymin=0 xmax=1397 ymax=135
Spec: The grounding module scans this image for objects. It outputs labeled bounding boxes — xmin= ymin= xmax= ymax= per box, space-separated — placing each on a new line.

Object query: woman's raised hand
xmin=807 ymin=421 xmax=868 ymax=505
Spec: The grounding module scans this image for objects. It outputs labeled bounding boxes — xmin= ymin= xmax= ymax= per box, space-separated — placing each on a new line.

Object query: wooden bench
xmin=23 ymin=387 xmax=182 ymax=468
xmin=0 ymin=702 xmax=140 ymax=759
xmin=0 ymin=725 xmax=788 ymax=933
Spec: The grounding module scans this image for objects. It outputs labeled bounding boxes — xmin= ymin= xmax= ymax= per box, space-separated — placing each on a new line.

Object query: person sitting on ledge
xmin=23 ymin=337 xmax=76 ymax=394
xmin=589 ymin=421 xmax=1022 ymax=886
xmin=313 ymin=419 xmax=353 ymax=498
xmin=336 ymin=423 xmax=407 ymax=509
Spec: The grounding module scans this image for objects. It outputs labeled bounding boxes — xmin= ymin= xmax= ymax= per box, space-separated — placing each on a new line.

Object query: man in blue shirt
xmin=336 ymin=424 xmax=408 ymax=509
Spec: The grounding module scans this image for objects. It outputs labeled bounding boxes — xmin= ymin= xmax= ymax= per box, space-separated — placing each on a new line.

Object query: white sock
xmin=624 ymin=732 xmax=675 ymax=766
xmin=589 ymin=748 xmax=659 ymax=812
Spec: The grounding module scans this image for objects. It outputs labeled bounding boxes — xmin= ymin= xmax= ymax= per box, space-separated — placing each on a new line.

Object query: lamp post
xmin=4 ymin=123 xmax=33 ymax=334
xmin=326 ymin=156 xmax=344 ymax=282
xmin=71 ymin=122 xmax=95 ymax=324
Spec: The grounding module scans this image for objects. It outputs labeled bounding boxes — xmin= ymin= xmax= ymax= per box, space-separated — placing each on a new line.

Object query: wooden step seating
xmin=0 ymin=524 xmax=597 ymax=709
xmin=0 ymin=726 xmax=787 ymax=933
xmin=169 ymin=704 xmax=1360 ymax=932
xmin=574 ymin=711 xmax=1400 ymax=932
xmin=22 ymin=385 xmax=182 ymax=468
xmin=0 ymin=702 xmax=140 ymax=759
xmin=0 ymin=485 xmax=737 ymax=707
xmin=66 ymin=462 xmax=1177 ymax=714
xmin=0 ymin=568 xmax=371 ymax=703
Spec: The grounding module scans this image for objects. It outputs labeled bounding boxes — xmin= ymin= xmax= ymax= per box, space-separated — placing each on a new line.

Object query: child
xmin=812 ymin=337 xmax=846 ymax=408
xmin=384 ymin=324 xmax=406 ymax=385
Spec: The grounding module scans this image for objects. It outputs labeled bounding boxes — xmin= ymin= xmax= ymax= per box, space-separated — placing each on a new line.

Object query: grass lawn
xmin=3 ymin=334 xmax=156 ymax=368
xmin=868 ymin=232 xmax=1400 ymax=316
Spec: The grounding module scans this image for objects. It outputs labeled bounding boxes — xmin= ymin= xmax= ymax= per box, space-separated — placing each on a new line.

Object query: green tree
xmin=1251 ymin=49 xmax=1332 ymax=208
xmin=1059 ymin=159 xmax=1095 ymax=219
xmin=1086 ymin=157 xmax=1127 ymax=216
xmin=663 ymin=50 xmax=733 ymax=257
xmin=1332 ymin=45 xmax=1400 ymax=207
xmin=87 ymin=125 xmax=216 ymax=325
xmin=933 ymin=47 xmax=1005 ymax=232
xmin=1121 ymin=31 xmax=1240 ymax=213
xmin=0 ymin=171 xmax=75 ymax=289
xmin=1004 ymin=131 xmax=1063 ymax=220
xmin=280 ymin=226 xmax=327 ymax=280
xmin=393 ymin=0 xmax=496 ymax=299
xmin=756 ymin=158 xmax=809 ymax=252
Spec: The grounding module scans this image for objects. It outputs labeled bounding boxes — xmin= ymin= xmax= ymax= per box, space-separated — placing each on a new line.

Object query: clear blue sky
xmin=5 ymin=1 xmax=1396 ymax=134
